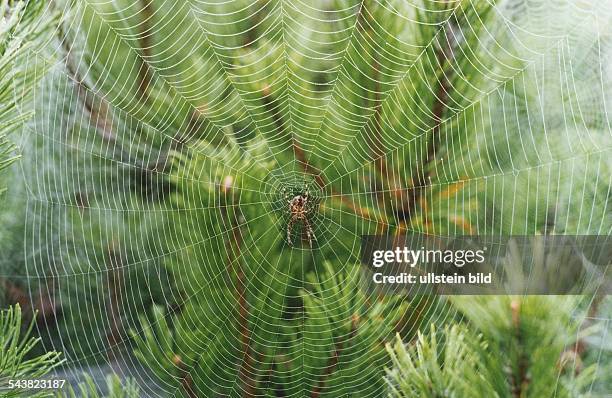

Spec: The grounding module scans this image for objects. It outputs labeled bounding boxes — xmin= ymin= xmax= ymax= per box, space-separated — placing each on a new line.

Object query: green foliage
xmin=386 ymin=297 xmax=602 ymax=397
xmin=55 ymin=374 xmax=139 ymax=398
xmin=38 ymin=0 xmax=610 ymax=395
xmin=0 ymin=0 xmax=55 ymax=192
xmin=386 ymin=325 xmax=497 ymax=397
xmin=0 ymin=0 xmax=608 ymax=396
xmin=0 ymin=137 xmax=17 ymax=193
xmin=0 ymin=305 xmax=62 ymax=397
xmin=133 ymin=263 xmax=407 ymax=396
xmin=0 ymin=305 xmax=137 ymax=398
xmin=0 ymin=0 xmax=176 ymax=358
xmin=582 ymin=296 xmax=612 ymax=395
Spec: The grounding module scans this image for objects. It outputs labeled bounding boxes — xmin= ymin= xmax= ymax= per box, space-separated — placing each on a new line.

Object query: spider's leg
xmin=304 ymin=219 xmax=315 ymax=248
xmin=286 ymin=218 xmax=294 ymax=246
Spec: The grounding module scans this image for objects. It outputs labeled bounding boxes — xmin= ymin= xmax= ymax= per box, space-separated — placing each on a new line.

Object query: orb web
xmin=1 ymin=0 xmax=610 ymax=396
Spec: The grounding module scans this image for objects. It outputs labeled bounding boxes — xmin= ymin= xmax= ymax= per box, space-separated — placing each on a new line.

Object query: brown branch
xmin=260 ymin=85 xmax=326 ymax=191
xmin=424 ymin=46 xmax=452 ymax=173
xmin=310 ymin=315 xmax=359 ymax=398
xmin=403 ymin=26 xmax=455 ymax=226
xmin=1 ymin=277 xmax=60 ymax=326
xmin=362 ymin=4 xmax=393 ymax=192
xmin=559 ymin=294 xmax=606 ymax=375
xmin=243 ymin=1 xmax=267 ymax=48
xmin=172 ymin=355 xmax=197 ymax=398
xmin=52 ymin=5 xmax=116 ymax=141
xmin=509 ymin=299 xmax=530 ymax=398
xmin=137 ymin=0 xmax=154 ymax=99
xmin=220 ymin=176 xmax=256 ymax=397
xmin=310 ymin=344 xmax=340 ymax=398
xmin=354 ymin=3 xmax=405 ymax=224
xmin=293 ymin=142 xmax=326 ymax=189
xmin=106 ymin=241 xmax=124 ymax=362
xmin=296 ymin=143 xmax=389 ymax=229
xmin=55 ymin=0 xmax=153 ymax=139
xmin=290 ymin=5 xmax=385 ymax=228
xmin=292 ymin=4 xmax=370 ymax=191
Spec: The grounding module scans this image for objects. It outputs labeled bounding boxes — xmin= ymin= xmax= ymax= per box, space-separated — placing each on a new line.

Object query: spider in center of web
xmin=285 ymin=190 xmax=316 ymax=248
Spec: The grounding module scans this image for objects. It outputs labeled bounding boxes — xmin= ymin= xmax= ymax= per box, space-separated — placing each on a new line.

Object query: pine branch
xmin=0 ymin=305 xmax=63 ymax=397
xmin=447 ymin=296 xmax=600 ymax=397
xmin=559 ymin=294 xmax=607 ymax=376
xmin=509 ymin=299 xmax=530 ymax=398
xmin=172 ymin=355 xmax=197 ymax=398
xmin=220 ymin=176 xmax=255 ymax=397
xmin=362 ymin=4 xmax=392 ymax=196
xmin=0 ymin=0 xmax=57 ymax=183
xmin=105 ymin=243 xmax=125 ymax=362
xmin=405 ymin=22 xmax=456 ymax=228
xmin=310 ymin=314 xmax=359 ymax=398
xmin=385 ymin=324 xmax=497 ymax=397
xmin=55 ymin=373 xmax=140 ymax=398
xmin=137 ymin=0 xmax=154 ymax=99
xmin=54 ymin=5 xmax=115 ymax=141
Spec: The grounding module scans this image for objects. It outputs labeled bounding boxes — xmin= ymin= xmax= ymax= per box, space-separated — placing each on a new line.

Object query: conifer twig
xmin=404 ymin=22 xmax=455 ymax=226
xmin=510 ymin=299 xmax=530 ymax=397
xmin=221 ymin=176 xmax=256 ymax=397
xmin=137 ymin=0 xmax=154 ymax=99
xmin=310 ymin=316 xmax=359 ymax=397
xmin=172 ymin=355 xmax=197 ymax=398
xmin=54 ymin=8 xmax=116 ymax=141
xmin=106 ymin=242 xmax=125 ymax=362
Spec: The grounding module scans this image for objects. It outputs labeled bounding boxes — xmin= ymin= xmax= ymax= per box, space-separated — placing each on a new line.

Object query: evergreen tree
xmin=0 ymin=0 xmax=610 ymax=397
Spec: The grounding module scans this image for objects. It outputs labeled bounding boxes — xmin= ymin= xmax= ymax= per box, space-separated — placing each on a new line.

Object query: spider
xmin=285 ymin=190 xmax=316 ymax=248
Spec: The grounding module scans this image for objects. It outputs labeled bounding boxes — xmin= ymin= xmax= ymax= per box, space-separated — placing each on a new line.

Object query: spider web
xmin=1 ymin=0 xmax=611 ymax=396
